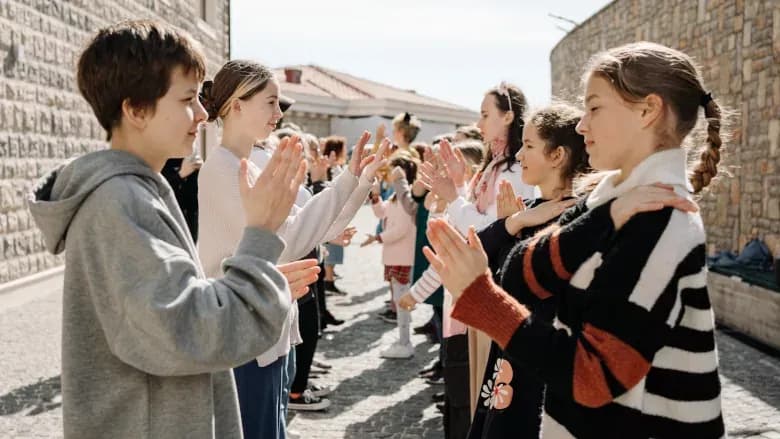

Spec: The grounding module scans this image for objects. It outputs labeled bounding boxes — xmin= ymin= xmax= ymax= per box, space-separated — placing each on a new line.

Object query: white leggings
xmin=390 ymin=278 xmax=411 ymax=346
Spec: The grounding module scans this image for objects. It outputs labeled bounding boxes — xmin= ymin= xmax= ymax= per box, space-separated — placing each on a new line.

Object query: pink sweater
xmin=371 ymin=197 xmax=416 ymax=267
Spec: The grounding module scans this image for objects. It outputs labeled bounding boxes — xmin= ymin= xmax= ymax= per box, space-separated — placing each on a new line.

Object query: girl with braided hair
xmin=424 ymin=42 xmax=726 ymax=438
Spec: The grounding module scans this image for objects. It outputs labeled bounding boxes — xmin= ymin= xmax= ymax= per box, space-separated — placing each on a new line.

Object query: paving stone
xmin=0 ymin=206 xmax=778 ymax=438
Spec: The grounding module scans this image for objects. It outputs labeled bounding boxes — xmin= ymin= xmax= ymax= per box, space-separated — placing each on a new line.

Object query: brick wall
xmin=0 ymin=0 xmax=230 ymax=283
xmin=550 ymin=0 xmax=780 ymax=257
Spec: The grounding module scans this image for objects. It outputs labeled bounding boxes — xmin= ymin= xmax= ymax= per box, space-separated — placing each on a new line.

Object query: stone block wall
xmin=0 ymin=0 xmax=230 ymax=283
xmin=283 ymin=111 xmax=333 ymax=138
xmin=550 ymin=0 xmax=780 ymax=257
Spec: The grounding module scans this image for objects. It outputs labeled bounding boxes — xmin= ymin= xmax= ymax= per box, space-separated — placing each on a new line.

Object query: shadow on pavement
xmin=344 ymin=386 xmax=443 ymax=438
xmin=0 ymin=375 xmax=62 ymax=416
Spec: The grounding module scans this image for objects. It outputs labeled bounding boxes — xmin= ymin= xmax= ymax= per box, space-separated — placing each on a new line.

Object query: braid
xmin=690 ymin=99 xmax=722 ymax=193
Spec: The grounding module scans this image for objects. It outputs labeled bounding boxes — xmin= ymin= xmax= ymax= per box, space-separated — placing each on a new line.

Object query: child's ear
xmin=231 ymin=98 xmax=242 ymax=114
xmin=121 ymin=98 xmax=150 ymax=131
xmin=639 ymin=93 xmax=664 ymax=128
xmin=502 ymin=110 xmax=514 ymax=126
xmin=551 ymin=146 xmax=568 ymax=168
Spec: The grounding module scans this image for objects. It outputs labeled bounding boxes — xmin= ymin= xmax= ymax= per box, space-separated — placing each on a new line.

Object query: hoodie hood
xmin=28 ymin=149 xmax=171 ymax=254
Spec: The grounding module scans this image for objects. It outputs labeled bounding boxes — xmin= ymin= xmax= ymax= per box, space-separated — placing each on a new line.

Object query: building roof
xmin=273 ymin=65 xmax=478 ymax=125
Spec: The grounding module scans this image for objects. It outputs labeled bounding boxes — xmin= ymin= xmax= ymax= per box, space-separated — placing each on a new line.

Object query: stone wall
xmin=283 ymin=111 xmax=333 ymax=138
xmin=550 ymin=0 xmax=780 ymax=257
xmin=709 ymin=271 xmax=780 ymax=350
xmin=0 ymin=0 xmax=230 ymax=283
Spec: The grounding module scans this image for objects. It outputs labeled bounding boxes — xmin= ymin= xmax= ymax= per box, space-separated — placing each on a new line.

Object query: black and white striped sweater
xmin=452 ymin=148 xmax=725 ymax=438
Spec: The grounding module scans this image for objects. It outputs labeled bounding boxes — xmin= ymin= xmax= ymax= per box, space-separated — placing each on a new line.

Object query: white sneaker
xmin=380 ymin=342 xmax=414 ymax=359
xmin=288 ymin=389 xmax=331 ymax=411
xmin=307 ymin=383 xmax=332 ymax=398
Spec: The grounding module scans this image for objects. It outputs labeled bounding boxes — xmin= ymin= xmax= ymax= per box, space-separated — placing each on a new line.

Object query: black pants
xmin=433 ymin=305 xmax=444 ymax=366
xmin=316 ymin=262 xmax=329 ymax=325
xmin=291 ymin=281 xmax=321 ymax=393
xmin=443 ymin=334 xmax=471 ymax=439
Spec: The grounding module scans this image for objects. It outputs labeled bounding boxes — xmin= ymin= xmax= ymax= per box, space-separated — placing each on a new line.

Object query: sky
xmin=231 ymin=0 xmax=613 ymax=112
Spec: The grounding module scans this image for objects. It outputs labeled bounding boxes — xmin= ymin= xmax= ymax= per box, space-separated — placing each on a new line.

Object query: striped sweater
xmin=451 ymin=148 xmax=724 ymax=438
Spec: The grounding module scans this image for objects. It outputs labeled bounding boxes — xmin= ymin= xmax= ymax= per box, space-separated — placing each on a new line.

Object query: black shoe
xmin=436 ymin=402 xmax=445 ymax=414
xmin=420 ymin=369 xmax=438 ymax=379
xmin=324 ymin=280 xmax=347 ymax=296
xmin=312 ymin=359 xmax=333 ymax=370
xmin=425 ymin=371 xmax=444 ymax=385
xmin=378 ymin=309 xmax=397 ymax=323
xmin=413 ymin=320 xmax=435 ymax=335
xmin=418 ymin=361 xmax=442 ymax=376
xmin=322 ymin=311 xmax=345 ymax=327
xmin=431 ymin=392 xmax=445 ymax=403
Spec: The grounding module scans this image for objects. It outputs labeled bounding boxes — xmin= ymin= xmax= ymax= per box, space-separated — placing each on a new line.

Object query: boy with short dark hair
xmin=28 ymin=20 xmax=308 ymax=439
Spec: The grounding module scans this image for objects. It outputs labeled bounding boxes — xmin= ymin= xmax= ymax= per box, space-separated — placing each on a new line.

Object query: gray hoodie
xmin=28 ymin=149 xmax=291 ymax=439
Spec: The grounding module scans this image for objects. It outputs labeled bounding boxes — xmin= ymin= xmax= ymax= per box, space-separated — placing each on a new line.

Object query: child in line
xmin=468 ymin=104 xmax=590 ymax=439
xmin=198 ymin=59 xmax=388 ymax=436
xmin=322 ymin=135 xmax=350 ymax=296
xmin=368 ymin=154 xmax=420 ymax=358
xmin=398 ymin=141 xmax=486 ymax=439
xmin=423 ymin=83 xmax=537 ymax=415
xmin=28 ymin=20 xmax=313 ymax=439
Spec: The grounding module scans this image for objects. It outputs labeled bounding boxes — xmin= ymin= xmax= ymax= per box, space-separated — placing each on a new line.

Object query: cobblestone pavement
xmin=0 ymin=206 xmax=779 ymax=438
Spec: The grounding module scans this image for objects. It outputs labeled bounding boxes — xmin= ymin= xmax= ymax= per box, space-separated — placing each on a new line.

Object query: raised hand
xmin=389 ymin=166 xmax=406 ymax=183
xmin=504 ymin=196 xmax=576 ymax=235
xmin=277 ymin=259 xmax=321 ymax=300
xmin=496 ymin=180 xmax=525 ymax=219
xmin=412 ymin=146 xmax=434 ymax=196
xmin=373 ymin=124 xmax=386 ymax=151
xmin=347 ymin=131 xmax=373 ymax=177
xmin=419 ymin=156 xmax=458 ymax=203
xmin=611 ymin=183 xmax=698 ymax=230
xmin=330 ymin=226 xmax=357 ymax=246
xmin=439 ymin=139 xmax=467 ymax=187
xmin=309 ymin=147 xmax=330 ymax=183
xmin=238 ymin=135 xmax=307 ymax=232
xmin=360 ymin=234 xmax=379 ymax=247
xmin=423 ymin=221 xmax=489 ymax=300
xmin=362 ymin=138 xmax=391 ymax=180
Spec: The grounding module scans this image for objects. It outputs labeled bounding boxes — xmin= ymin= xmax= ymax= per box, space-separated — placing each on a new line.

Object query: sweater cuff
xmin=358 ymin=172 xmax=376 ymax=189
xmin=446 ymin=196 xmax=468 ymax=216
xmin=409 ymin=286 xmax=425 ymax=303
xmin=334 ymin=166 xmax=359 ymax=192
xmin=451 ymin=273 xmax=530 ymax=349
xmin=391 ymin=177 xmax=409 ymax=193
xmin=235 ymin=227 xmax=286 ymax=264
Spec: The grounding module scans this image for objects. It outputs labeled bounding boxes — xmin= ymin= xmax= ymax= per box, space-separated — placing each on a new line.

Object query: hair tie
xmin=497 ymin=81 xmax=513 ymax=113
xmin=403 ymin=112 xmax=412 ymax=123
xmin=700 ymin=91 xmax=713 ymax=107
